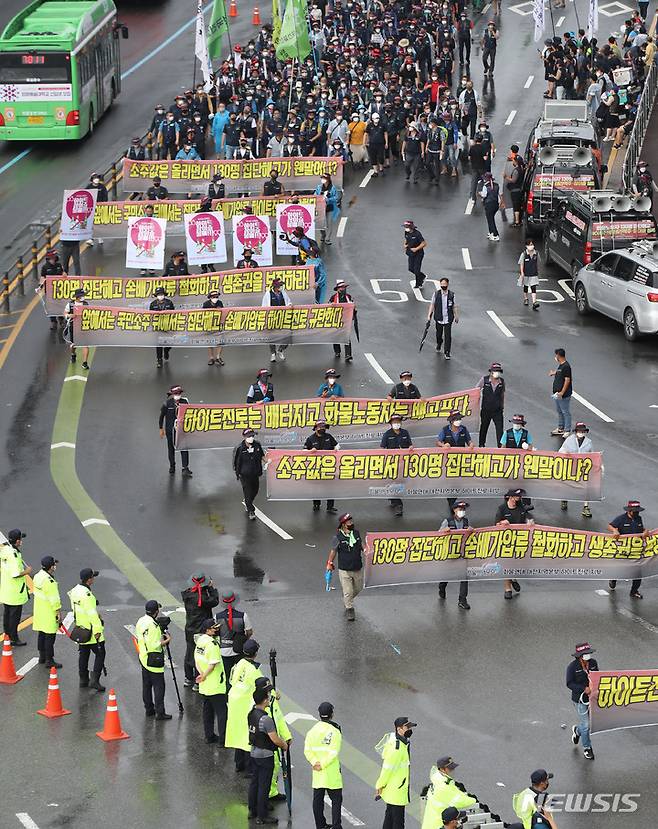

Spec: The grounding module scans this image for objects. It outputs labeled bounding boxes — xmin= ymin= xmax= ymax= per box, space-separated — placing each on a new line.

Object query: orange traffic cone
xmin=96 ymin=688 xmax=130 ymax=741
xmin=229 ymin=0 xmax=238 ymax=16
xmin=0 ymin=634 xmax=22 ymax=684
xmin=37 ymin=667 xmax=71 ymax=718
xmin=252 ymin=5 xmax=261 ymax=24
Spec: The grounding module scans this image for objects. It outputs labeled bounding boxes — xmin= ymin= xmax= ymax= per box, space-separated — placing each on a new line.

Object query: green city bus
xmin=0 ymin=0 xmax=128 ymax=140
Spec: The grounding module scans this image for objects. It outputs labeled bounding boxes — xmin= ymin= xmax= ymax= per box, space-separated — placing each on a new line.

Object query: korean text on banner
xmin=174 ymin=389 xmax=481 ymax=450
xmin=590 ymin=669 xmax=658 ymax=734
xmin=363 ymin=528 xmax=658 ymax=588
xmin=184 ymin=211 xmax=227 ymax=266
xmin=265 ymin=447 xmax=603 ymax=501
xmin=122 ymin=158 xmax=344 ymax=196
xmin=125 ymin=216 xmax=167 ymax=271
xmin=60 ymin=189 xmax=98 ymax=242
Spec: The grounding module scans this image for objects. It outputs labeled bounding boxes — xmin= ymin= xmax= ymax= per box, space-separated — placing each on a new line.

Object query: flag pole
xmin=573 ymin=0 xmax=581 ymax=32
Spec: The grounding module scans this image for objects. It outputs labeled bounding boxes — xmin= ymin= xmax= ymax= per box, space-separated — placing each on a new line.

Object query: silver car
xmin=573 ymin=242 xmax=658 ymax=340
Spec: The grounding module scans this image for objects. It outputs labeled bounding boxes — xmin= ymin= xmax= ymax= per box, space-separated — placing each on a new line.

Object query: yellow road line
xmin=0 ymin=293 xmax=41 ymax=371
xmin=17 ymin=616 xmax=33 ymax=631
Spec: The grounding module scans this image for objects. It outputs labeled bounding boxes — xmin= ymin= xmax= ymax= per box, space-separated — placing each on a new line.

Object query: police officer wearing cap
xmin=375 ymin=716 xmax=415 ymax=828
xmin=558 ymin=422 xmax=593 ymax=517
xmin=146 ymin=176 xmax=169 ymax=200
xmin=440 ymin=807 xmax=466 ymax=829
xmin=305 ymin=421 xmax=338 ymax=513
xmin=39 ymin=249 xmax=64 ymax=330
xmin=163 ymin=250 xmax=189 ymax=278
xmin=247 ymin=369 xmax=275 ymax=404
xmin=68 ymin=568 xmax=106 ymax=690
xmin=304 ymin=701 xmax=343 ymax=829
xmin=317 ymin=368 xmax=344 ymax=398
xmin=388 ymin=371 xmax=421 ymax=400
xmin=234 ymin=429 xmax=266 ymax=520
xmin=0 ymin=529 xmax=31 ymax=646
xmin=513 ymin=769 xmax=556 ymax=829
xmin=327 ymin=512 xmax=364 ymax=620
xmin=566 ymin=642 xmax=598 ymax=761
xmin=438 ymin=503 xmax=472 ymax=610
xmin=237 ymin=247 xmax=260 ymax=269
xmin=403 ymin=219 xmax=427 ymax=289
xmin=330 ymin=280 xmax=355 ymax=362
xmin=149 ymin=287 xmax=175 ymax=368
xmin=263 ymin=168 xmax=284 ymax=197
xmin=181 ymin=572 xmax=219 ymax=689
xmin=381 ymin=415 xmax=413 ymax=517
xmin=496 ymin=489 xmax=533 ymax=600
xmin=33 ymin=555 xmax=61 ymax=668
xmin=159 ymin=384 xmax=193 ymax=477
xmin=421 ymin=756 xmax=477 ymax=829
xmin=477 ymin=362 xmax=505 ymax=447
xmin=608 ymin=500 xmax=649 ymax=599
xmin=203 ymin=289 xmax=225 ymax=365
xmin=501 ymin=414 xmax=534 ymax=450
xmin=194 ymin=618 xmax=227 ymax=742
xmin=136 ymin=600 xmax=172 ymax=720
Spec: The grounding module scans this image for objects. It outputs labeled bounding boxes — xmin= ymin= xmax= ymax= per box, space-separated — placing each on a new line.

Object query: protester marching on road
xmin=327 ymin=513 xmax=364 ymax=621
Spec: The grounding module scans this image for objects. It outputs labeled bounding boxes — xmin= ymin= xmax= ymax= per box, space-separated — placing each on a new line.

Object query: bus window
xmin=0 ymin=52 xmax=71 ymax=83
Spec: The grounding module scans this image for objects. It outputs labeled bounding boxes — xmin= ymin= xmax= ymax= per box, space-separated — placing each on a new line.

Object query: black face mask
xmin=317 ymin=428 xmax=327 ymax=435
xmin=404 ymin=728 xmax=413 ymax=738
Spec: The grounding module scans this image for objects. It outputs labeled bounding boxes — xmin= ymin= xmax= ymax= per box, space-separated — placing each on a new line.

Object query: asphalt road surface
xmin=1 ymin=1 xmax=658 ymax=828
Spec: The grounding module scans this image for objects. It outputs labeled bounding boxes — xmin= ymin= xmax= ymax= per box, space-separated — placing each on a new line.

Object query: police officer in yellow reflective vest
xmin=226 ymin=638 xmax=264 ymax=772
xmin=304 ymin=701 xmax=343 ymax=829
xmin=136 ymin=599 xmax=172 ymax=720
xmin=0 ymin=528 xmax=31 ymax=646
xmin=512 ymin=769 xmax=556 ymax=829
xmin=68 ymin=568 xmax=106 ymax=691
xmin=32 ymin=555 xmax=61 ymax=668
xmin=194 ymin=617 xmax=227 ymax=743
xmin=421 ymin=756 xmax=476 ymax=829
xmin=375 ymin=716 xmax=416 ymax=829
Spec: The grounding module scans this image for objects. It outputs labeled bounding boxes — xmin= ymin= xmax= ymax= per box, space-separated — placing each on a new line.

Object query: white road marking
xmin=337 ymin=217 xmax=348 ymax=237
xmin=51 ymin=442 xmax=75 ymax=449
xmin=650 ymin=404 xmax=658 ymax=408
xmin=487 ymin=310 xmax=515 ymax=338
xmin=324 ymin=796 xmax=366 ymax=826
xmin=556 ymin=14 xmax=565 ymax=26
xmin=243 ymin=502 xmax=293 ymax=540
xmin=56 ymin=611 xmax=74 ymax=634
xmin=364 ymin=352 xmax=394 ymax=385
xmin=482 ymin=2 xmax=492 ymax=10
xmin=16 ymin=815 xmax=40 ymax=829
xmin=16 ymin=658 xmax=39 ymax=677
xmin=524 ymin=75 xmax=535 ymax=88
xmin=461 ymin=248 xmax=473 ymax=270
xmin=595 ymin=589 xmax=610 ymax=596
xmin=599 ymin=1 xmax=634 ymax=16
xmin=64 ymin=375 xmax=87 ymax=383
xmin=359 ymin=170 xmax=374 ymax=188
xmin=284 ymin=711 xmax=318 ymax=725
xmin=616 ymin=605 xmax=658 ymax=634
xmin=505 ymin=110 xmax=517 ymax=125
xmin=81 ymin=518 xmax=110 ymax=527
xmin=572 ymin=391 xmax=614 ymax=423
xmin=557 ymin=278 xmax=575 ymax=299
xmin=465 ymin=199 xmax=474 ymax=215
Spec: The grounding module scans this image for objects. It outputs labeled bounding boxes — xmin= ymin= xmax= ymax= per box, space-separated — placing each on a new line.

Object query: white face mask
xmin=455 ymin=510 xmax=466 ymax=519
xmin=392 ymin=423 xmax=401 ymax=430
xmin=402 ymin=380 xmax=411 ymax=387
xmin=246 ymin=437 xmax=255 ymax=444
xmin=491 ymin=371 xmax=500 ymax=379
xmin=576 ymin=432 xmax=586 ymax=439
xmin=582 ymin=653 xmax=592 ymax=661
xmin=452 ymin=420 xmax=462 ymax=428
xmin=173 ymin=394 xmax=182 ymax=401
xmin=328 ymin=378 xmax=335 ymax=385
xmin=512 ymin=424 xmax=522 ymax=431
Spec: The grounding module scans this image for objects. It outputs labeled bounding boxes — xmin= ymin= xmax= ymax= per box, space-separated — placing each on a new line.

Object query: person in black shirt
xmin=163 ymin=250 xmax=189 ymax=277
xmin=158 ymin=384 xmax=192 ymax=476
xmin=40 ymin=249 xmax=64 ymax=330
xmin=468 ymin=135 xmax=487 ymax=202
xmin=550 ymin=348 xmax=573 ymax=438
xmin=608 ymin=500 xmax=649 ymax=598
xmin=365 ymin=112 xmax=388 ymax=176
xmin=327 ymin=512 xmax=364 ymax=620
xmin=304 ymin=421 xmax=338 ymax=514
xmin=262 ymin=169 xmax=284 ymax=197
xmin=149 ymin=287 xmax=175 ymax=367
xmin=237 ymin=248 xmax=259 ymax=269
xmin=566 ymin=642 xmax=599 ymax=760
xmin=495 ymin=488 xmax=533 ymax=600
xmin=202 ymin=290 xmax=224 ymax=366
xmin=146 ymin=176 xmax=169 ymax=200
xmin=181 ymin=572 xmax=219 ymax=688
xmin=233 ymin=428 xmax=266 ymax=520
xmin=388 ymin=370 xmax=421 ymax=400
xmin=401 ymin=123 xmax=423 ymax=183
xmin=403 ymin=219 xmax=427 ymax=289
xmin=208 ymin=173 xmax=225 ymax=200
xmin=381 ymin=414 xmax=412 ymax=517
xmin=478 ymin=362 xmax=505 ymax=447
xmin=329 ymin=280 xmax=355 ymax=363
xmin=247 ymin=369 xmax=274 ymax=404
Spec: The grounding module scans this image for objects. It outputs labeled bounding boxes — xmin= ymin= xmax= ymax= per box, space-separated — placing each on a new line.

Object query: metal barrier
xmin=622 ymin=18 xmax=658 ymax=191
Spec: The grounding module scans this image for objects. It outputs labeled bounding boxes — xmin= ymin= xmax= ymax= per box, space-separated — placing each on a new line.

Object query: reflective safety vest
xmin=225 ymin=658 xmax=263 ymax=751
xmin=135 ymin=614 xmax=165 ymax=673
xmin=32 ymin=569 xmax=61 ymax=634
xmin=513 ymin=788 xmax=551 ymax=829
xmin=0 ymin=544 xmax=29 ymax=606
xmin=194 ymin=633 xmax=226 ymax=695
xmin=68 ymin=583 xmax=104 ymax=645
xmin=375 ymin=732 xmax=410 ymax=806
xmin=421 ymin=767 xmax=477 ymax=829
xmin=304 ymin=720 xmax=343 ymax=790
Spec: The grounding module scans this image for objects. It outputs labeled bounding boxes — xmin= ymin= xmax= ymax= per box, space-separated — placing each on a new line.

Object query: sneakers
xmin=491 ymin=235 xmax=500 ymax=241
xmin=278 ymin=349 xmax=286 ymax=361
xmin=248 ymin=511 xmax=256 ymax=520
xmin=561 ymin=432 xmax=571 ymax=439
xmin=630 ymin=591 xmax=643 ymax=599
xmin=523 ymin=298 xmax=529 ymax=306
xmin=394 ymin=506 xmax=403 ymax=517
xmin=550 ymin=427 xmax=564 ymax=436
xmin=582 ymin=505 xmax=592 ymax=518
xmin=82 ymin=361 xmax=89 ymax=370
xmin=561 ymin=500 xmax=568 ymax=511
xmin=458 ymin=599 xmax=471 ymax=610
xmin=511 ymin=580 xmax=521 ymax=593
xmin=169 ymin=466 xmax=175 ymax=475
xmin=270 ymin=353 xmax=277 ymax=362
xmin=182 ymin=467 xmax=193 ymax=477
xmin=504 ymin=590 xmax=513 ymax=600
xmin=155 ymin=712 xmax=173 ymax=720
xmin=444 ymin=354 xmax=451 ymax=361
xmin=438 ymin=585 xmax=446 ymax=599
xmin=345 ymin=607 xmax=355 ymax=621
xmin=572 ymin=725 xmax=580 ymax=745
xmin=533 ymin=302 xmax=540 ymax=311
xmin=70 ymin=353 xmax=76 ymax=364
xmin=157 ymin=359 xmax=163 ymax=368
xmin=326 ymin=506 xmax=337 ymax=514
xmin=345 ymin=356 xmax=353 ymax=363
xmin=608 ymin=580 xmax=616 ymax=590
xmin=583 ymin=747 xmax=595 ymax=760
xmin=183 ymin=678 xmax=194 ymax=688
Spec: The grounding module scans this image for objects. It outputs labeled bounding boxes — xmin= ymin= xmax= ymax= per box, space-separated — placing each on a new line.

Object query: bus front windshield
xmin=0 ymin=52 xmax=71 ymax=83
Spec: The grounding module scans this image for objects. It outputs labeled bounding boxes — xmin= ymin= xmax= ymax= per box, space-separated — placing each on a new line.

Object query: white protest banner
xmin=184 ymin=211 xmax=227 ymax=266
xmin=125 ymin=216 xmax=167 ymax=270
xmin=276 ymin=202 xmax=316 ymax=255
xmin=60 ymin=189 xmax=98 ymax=241
xmin=232 ymin=214 xmax=273 ymax=266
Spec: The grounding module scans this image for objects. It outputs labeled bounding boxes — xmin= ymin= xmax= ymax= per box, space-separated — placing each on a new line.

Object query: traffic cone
xmin=96 ymin=688 xmax=130 ymax=741
xmin=0 ymin=634 xmax=22 ymax=684
xmin=229 ymin=0 xmax=238 ymax=16
xmin=252 ymin=5 xmax=261 ymax=24
xmin=37 ymin=667 xmax=71 ymax=718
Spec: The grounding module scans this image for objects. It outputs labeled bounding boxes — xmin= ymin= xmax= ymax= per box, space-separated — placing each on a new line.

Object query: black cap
xmin=145 ymin=599 xmax=161 ymax=613
xmin=242 ymin=638 xmax=259 ymax=656
xmin=255 ymin=676 xmax=273 ymax=692
xmin=318 ymin=701 xmax=334 ymax=718
xmin=394 ymin=716 xmax=417 ymax=728
xmin=531 ymin=769 xmax=553 ymax=785
xmin=41 ymin=555 xmax=58 ymax=569
xmin=253 ymin=686 xmax=270 ymax=704
xmin=505 ymin=487 xmax=526 ymax=498
xmin=437 ymin=755 xmax=459 ymax=770
xmin=7 ymin=529 xmax=25 ymax=543
xmin=200 ymin=617 xmax=218 ymax=631
xmin=80 ymin=567 xmax=99 ymax=581
xmin=243 ymin=428 xmax=256 ymax=437
xmin=442 ymin=807 xmax=461 ymax=822
xmin=74 ymin=288 xmax=86 ymax=299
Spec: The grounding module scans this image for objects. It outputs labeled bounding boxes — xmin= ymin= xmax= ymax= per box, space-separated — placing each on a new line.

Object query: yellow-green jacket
xmin=32 ymin=569 xmax=61 ymax=634
xmin=422 ymin=767 xmax=477 ymax=829
xmin=225 ymin=658 xmax=263 ymax=751
xmin=375 ymin=733 xmax=410 ymax=806
xmin=0 ymin=544 xmax=29 ymax=606
xmin=68 ymin=583 xmax=104 ymax=644
xmin=194 ymin=633 xmax=226 ymax=695
xmin=135 ymin=613 xmax=165 ymax=673
xmin=304 ymin=720 xmax=343 ymax=790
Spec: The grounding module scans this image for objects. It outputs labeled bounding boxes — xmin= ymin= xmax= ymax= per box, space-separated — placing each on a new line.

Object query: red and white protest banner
xmin=60 ymin=189 xmax=98 ymax=242
xmin=125 ymin=217 xmax=167 ymax=271
xmin=184 ymin=211 xmax=227 ymax=266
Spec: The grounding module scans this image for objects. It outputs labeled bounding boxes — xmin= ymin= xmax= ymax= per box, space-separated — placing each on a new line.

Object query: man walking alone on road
xmin=327 ymin=513 xmax=364 ymax=621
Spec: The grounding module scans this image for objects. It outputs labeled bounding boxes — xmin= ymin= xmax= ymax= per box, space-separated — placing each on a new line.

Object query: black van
xmin=542 ymin=190 xmax=657 ymax=278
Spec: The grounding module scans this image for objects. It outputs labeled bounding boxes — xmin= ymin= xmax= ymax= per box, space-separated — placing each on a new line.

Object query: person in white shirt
xmin=558 ymin=421 xmax=593 ymax=517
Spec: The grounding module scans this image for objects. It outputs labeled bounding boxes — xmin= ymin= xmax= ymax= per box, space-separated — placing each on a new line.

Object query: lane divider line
xmin=324 ymin=795 xmax=366 ymax=826
xmin=17 ymin=615 xmax=33 ymax=631
xmin=64 ymin=375 xmax=88 ymax=383
xmin=524 ymin=75 xmax=535 ymax=88
xmin=17 ymin=657 xmax=39 ymax=677
xmin=572 ymin=391 xmax=614 ymax=423
xmin=505 ymin=110 xmax=517 ymax=126
xmin=337 ymin=217 xmax=348 ymax=237
xmin=556 ymin=14 xmax=565 ymax=26
xmin=81 ymin=518 xmax=110 ymax=527
xmin=16 ymin=814 xmax=40 ymax=829
xmin=462 ymin=248 xmax=473 ymax=270
xmin=486 ymin=310 xmax=515 ymax=338
xmin=364 ymin=352 xmax=394 ymax=384
xmin=51 ymin=442 xmax=76 ymax=449
xmin=241 ymin=501 xmax=293 ymax=540
xmin=359 ymin=170 xmax=374 ymax=188
xmin=465 ymin=198 xmax=474 ymax=215
xmin=0 ymin=148 xmax=31 ymax=178
xmin=616 ymin=605 xmax=658 ymax=635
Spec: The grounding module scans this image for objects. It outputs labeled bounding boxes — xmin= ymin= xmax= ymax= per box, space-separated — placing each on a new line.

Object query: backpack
xmin=217 ymin=611 xmax=246 ymax=653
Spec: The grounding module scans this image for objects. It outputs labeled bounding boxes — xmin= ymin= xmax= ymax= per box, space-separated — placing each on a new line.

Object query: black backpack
xmin=217 ymin=611 xmax=246 ymax=654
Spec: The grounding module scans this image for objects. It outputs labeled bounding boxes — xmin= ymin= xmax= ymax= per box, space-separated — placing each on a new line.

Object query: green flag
xmin=272 ymin=0 xmax=282 ymax=46
xmin=207 ymin=0 xmax=229 ymax=60
xmin=275 ymin=0 xmax=311 ymax=61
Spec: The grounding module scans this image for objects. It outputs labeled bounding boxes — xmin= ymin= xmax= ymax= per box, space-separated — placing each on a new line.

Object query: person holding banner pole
xmin=233 ymin=429 xmax=266 ymax=520
xmin=202 ymin=290 xmax=225 ymax=365
xmin=159 ymin=385 xmax=193 ymax=478
xmin=330 ymin=280 xmax=355 ymax=363
xmin=381 ymin=415 xmax=413 ymax=518
xmin=495 ymin=488 xmax=533 ymax=600
xmin=150 ymin=287 xmax=175 ymax=368
xmin=438 ymin=502 xmax=472 ymax=610
xmin=64 ymin=289 xmax=90 ymax=369
xmin=607 ymin=501 xmax=649 ymax=599
xmin=566 ymin=642 xmax=598 ymax=761
xmin=558 ymin=422 xmax=593 ymax=517
xmin=262 ymin=278 xmax=291 ymax=362
xmin=305 ymin=421 xmax=338 ymax=514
